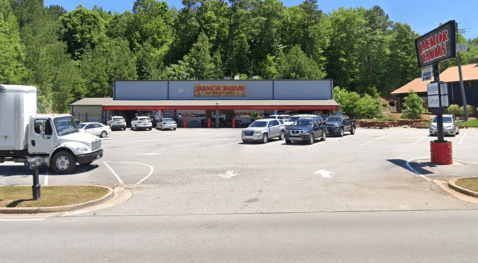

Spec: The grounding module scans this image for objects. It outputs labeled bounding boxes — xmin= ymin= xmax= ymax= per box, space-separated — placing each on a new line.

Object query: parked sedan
xmin=429 ymin=114 xmax=459 ymax=136
xmin=77 ymin=122 xmax=111 ymax=138
xmin=157 ymin=118 xmax=177 ymax=130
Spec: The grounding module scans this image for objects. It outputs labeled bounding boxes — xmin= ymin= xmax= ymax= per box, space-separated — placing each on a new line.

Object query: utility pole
xmin=456 ymin=22 xmax=468 ymax=121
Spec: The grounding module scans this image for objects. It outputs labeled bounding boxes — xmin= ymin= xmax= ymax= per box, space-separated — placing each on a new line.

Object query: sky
xmin=43 ymin=0 xmax=478 ymax=40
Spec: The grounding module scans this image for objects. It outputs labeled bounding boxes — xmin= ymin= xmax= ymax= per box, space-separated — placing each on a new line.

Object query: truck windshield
xmin=295 ymin=119 xmax=314 ymax=127
xmin=54 ymin=116 xmax=79 ymax=136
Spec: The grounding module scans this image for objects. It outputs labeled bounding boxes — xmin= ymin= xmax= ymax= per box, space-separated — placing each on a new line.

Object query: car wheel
xmin=307 ymin=134 xmax=314 ymax=145
xmin=285 ymin=139 xmax=291 ymax=144
xmin=100 ymin=131 xmax=107 ymax=138
xmin=242 ymin=139 xmax=247 ymax=144
xmin=350 ymin=126 xmax=355 ymax=135
xmin=322 ymin=130 xmax=327 ymax=141
xmin=262 ymin=134 xmax=268 ymax=144
xmin=51 ymin=151 xmax=76 ymax=174
xmin=340 ymin=128 xmax=344 ymax=137
xmin=173 ymin=128 xmax=176 ymax=131
xmin=279 ymin=131 xmax=285 ymax=140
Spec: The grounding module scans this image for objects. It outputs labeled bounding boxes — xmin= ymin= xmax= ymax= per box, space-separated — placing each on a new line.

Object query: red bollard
xmin=183 ymin=119 xmax=187 ymax=128
xmin=232 ymin=118 xmax=236 ymax=128
xmin=430 ymin=141 xmax=452 ymax=165
xmin=208 ymin=118 xmax=211 ymax=128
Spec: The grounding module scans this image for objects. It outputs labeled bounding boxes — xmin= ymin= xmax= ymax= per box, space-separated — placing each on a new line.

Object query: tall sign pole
xmin=456 ymin=22 xmax=469 ymax=121
xmin=415 ymin=20 xmax=456 ymax=165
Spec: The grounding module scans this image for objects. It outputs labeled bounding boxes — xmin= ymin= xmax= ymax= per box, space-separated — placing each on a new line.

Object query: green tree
xmin=402 ymin=91 xmax=426 ymax=119
xmin=59 ymin=5 xmax=107 ymax=59
xmin=185 ymin=32 xmax=216 ymax=79
xmin=259 ymin=54 xmax=278 ymax=79
xmin=277 ymin=45 xmax=325 ymax=79
xmin=163 ymin=60 xmax=194 ymax=80
xmin=0 ymin=12 xmax=28 ymax=84
xmin=333 ymin=86 xmax=360 ymax=118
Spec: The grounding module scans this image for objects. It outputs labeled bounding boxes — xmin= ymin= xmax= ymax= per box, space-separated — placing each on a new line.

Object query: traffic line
xmin=360 ymin=132 xmax=399 ymax=146
xmin=103 ymin=162 xmax=124 ymax=185
xmin=405 ymin=157 xmax=432 ymax=181
xmin=169 ymin=142 xmax=202 ymax=148
xmin=0 ymin=218 xmax=45 ymax=222
xmin=459 ymin=132 xmax=467 ymax=145
xmin=43 ymin=170 xmax=49 ymax=186
xmin=409 ymin=136 xmax=428 ymax=146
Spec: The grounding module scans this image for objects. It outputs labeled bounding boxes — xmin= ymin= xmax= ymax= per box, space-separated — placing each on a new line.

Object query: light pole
xmin=215 ymin=103 xmax=219 ymax=128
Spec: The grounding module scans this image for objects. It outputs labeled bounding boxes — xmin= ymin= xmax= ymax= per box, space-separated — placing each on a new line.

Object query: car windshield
xmin=326 ymin=117 xmax=342 ymax=123
xmin=432 ymin=117 xmax=453 ymax=123
xmin=138 ymin=117 xmax=150 ymax=121
xmin=54 ymin=116 xmax=79 ymax=136
xmin=289 ymin=117 xmax=300 ymax=122
xmin=77 ymin=124 xmax=86 ymax=129
xmin=250 ymin=121 xmax=267 ymax=127
xmin=113 ymin=117 xmax=124 ymax=121
xmin=295 ymin=119 xmax=314 ymax=127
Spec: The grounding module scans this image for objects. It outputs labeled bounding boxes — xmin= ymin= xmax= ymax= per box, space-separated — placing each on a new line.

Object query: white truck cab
xmin=0 ymin=85 xmax=103 ymax=174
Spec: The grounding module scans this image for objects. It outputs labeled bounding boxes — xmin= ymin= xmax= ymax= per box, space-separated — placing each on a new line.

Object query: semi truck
xmin=0 ymin=85 xmax=103 ymax=174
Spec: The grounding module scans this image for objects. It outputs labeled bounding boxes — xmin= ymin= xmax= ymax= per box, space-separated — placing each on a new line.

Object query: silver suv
xmin=108 ymin=116 xmax=126 ymax=130
xmin=131 ymin=116 xmax=153 ymax=131
xmin=429 ymin=114 xmax=459 ymax=136
xmin=241 ymin=118 xmax=286 ymax=143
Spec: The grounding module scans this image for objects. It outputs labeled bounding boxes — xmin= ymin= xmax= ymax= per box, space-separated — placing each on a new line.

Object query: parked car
xmin=74 ymin=119 xmax=81 ymax=126
xmin=241 ymin=119 xmax=286 ymax=143
xmin=285 ymin=114 xmax=317 ymax=127
xmin=77 ymin=122 xmax=111 ymax=138
xmin=87 ymin=118 xmax=101 ymax=123
xmin=429 ymin=114 xmax=459 ymax=136
xmin=285 ymin=116 xmax=326 ymax=144
xmin=325 ymin=115 xmax=356 ymax=137
xmin=131 ymin=116 xmax=153 ymax=131
xmin=157 ymin=118 xmax=177 ymax=130
xmin=108 ymin=116 xmax=127 ymax=130
xmin=270 ymin=114 xmax=291 ymax=121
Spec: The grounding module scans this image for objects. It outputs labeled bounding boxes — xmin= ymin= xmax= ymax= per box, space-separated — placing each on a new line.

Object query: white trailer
xmin=0 ymin=85 xmax=103 ymax=174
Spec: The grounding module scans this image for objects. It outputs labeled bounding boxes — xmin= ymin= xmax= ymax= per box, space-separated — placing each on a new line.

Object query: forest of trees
xmin=1 ymin=0 xmax=477 ymax=113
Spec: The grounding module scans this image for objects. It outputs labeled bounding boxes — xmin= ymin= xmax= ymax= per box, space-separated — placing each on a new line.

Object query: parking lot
xmin=2 ymin=127 xmax=478 ymax=213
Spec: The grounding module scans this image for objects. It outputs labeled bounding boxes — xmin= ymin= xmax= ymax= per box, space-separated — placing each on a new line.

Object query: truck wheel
xmin=262 ymin=134 xmax=268 ymax=144
xmin=322 ymin=130 xmax=327 ymax=141
xmin=285 ymin=139 xmax=291 ymax=144
xmin=350 ymin=126 xmax=355 ymax=135
xmin=307 ymin=134 xmax=314 ymax=144
xmin=51 ymin=151 xmax=76 ymax=174
xmin=279 ymin=131 xmax=285 ymax=140
xmin=100 ymin=131 xmax=107 ymax=138
xmin=340 ymin=128 xmax=344 ymax=137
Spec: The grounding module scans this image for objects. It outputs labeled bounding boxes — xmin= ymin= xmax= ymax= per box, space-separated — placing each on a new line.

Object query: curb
xmin=448 ymin=178 xmax=478 ymax=198
xmin=0 ymin=185 xmax=114 ymax=214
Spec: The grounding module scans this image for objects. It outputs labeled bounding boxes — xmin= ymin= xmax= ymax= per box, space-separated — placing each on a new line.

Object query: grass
xmin=461 ymin=119 xmax=478 ymax=128
xmin=0 ymin=186 xmax=109 ymax=208
xmin=455 ymin=178 xmax=478 ymax=193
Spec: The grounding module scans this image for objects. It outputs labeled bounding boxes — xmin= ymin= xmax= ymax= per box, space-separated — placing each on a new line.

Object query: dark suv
xmin=285 ymin=117 xmax=326 ymax=144
xmin=325 ymin=115 xmax=356 ymax=136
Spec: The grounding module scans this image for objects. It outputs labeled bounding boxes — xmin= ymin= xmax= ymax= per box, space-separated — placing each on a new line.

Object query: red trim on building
xmin=102 ymin=106 xmax=338 ymax=111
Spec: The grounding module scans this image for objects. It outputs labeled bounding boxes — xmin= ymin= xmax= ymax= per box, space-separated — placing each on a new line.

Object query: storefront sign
xmin=194 ymin=83 xmax=246 ymax=97
xmin=415 ymin=20 xmax=456 ymax=68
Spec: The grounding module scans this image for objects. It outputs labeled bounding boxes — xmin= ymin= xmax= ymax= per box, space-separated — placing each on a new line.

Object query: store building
xmin=71 ymin=79 xmax=339 ymax=128
xmin=391 ymin=63 xmax=478 ymax=112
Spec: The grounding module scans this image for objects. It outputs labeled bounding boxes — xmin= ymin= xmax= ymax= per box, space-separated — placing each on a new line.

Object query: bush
xmin=447 ymin=104 xmax=460 ymax=116
xmin=333 ymin=86 xmax=382 ymax=119
xmin=402 ymin=91 xmax=426 ymax=119
xmin=459 ymin=105 xmax=477 ymax=117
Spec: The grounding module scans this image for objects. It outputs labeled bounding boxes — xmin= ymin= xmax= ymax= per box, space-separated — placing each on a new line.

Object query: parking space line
xmin=459 ymin=132 xmax=467 ymax=145
xmin=409 ymin=136 xmax=428 ymax=146
xmin=210 ymin=142 xmax=240 ymax=148
xmin=169 ymin=142 xmax=202 ymax=148
xmin=360 ymin=132 xmax=399 ymax=146
xmin=103 ymin=162 xmax=124 ymax=185
xmin=43 ymin=170 xmax=49 ymax=186
xmin=406 ymin=157 xmax=432 ymax=181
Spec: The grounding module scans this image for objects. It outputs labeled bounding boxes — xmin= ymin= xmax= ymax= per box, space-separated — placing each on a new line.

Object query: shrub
xmin=402 ymin=91 xmax=426 ymax=119
xmin=459 ymin=105 xmax=477 ymax=117
xmin=334 ymin=86 xmax=382 ymax=119
xmin=447 ymin=104 xmax=460 ymax=116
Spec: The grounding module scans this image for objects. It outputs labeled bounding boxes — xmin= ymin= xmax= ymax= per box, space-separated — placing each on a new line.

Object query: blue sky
xmin=44 ymin=0 xmax=477 ymax=40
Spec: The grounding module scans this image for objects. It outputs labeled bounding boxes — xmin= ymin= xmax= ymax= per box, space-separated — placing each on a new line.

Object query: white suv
xmin=108 ymin=116 xmax=126 ymax=130
xmin=131 ymin=116 xmax=153 ymax=131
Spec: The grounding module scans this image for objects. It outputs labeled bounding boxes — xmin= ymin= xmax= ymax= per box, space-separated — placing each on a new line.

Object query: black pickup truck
xmin=325 ymin=115 xmax=356 ymax=136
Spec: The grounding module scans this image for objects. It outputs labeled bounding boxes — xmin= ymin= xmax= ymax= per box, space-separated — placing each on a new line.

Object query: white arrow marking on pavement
xmin=219 ymin=170 xmax=238 ymax=178
xmin=314 ymin=169 xmax=333 ymax=178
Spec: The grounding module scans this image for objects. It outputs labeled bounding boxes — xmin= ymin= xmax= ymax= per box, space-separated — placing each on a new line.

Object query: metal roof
xmin=70 ymin=98 xmax=113 ymax=106
xmin=103 ymin=99 xmax=339 ymax=107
